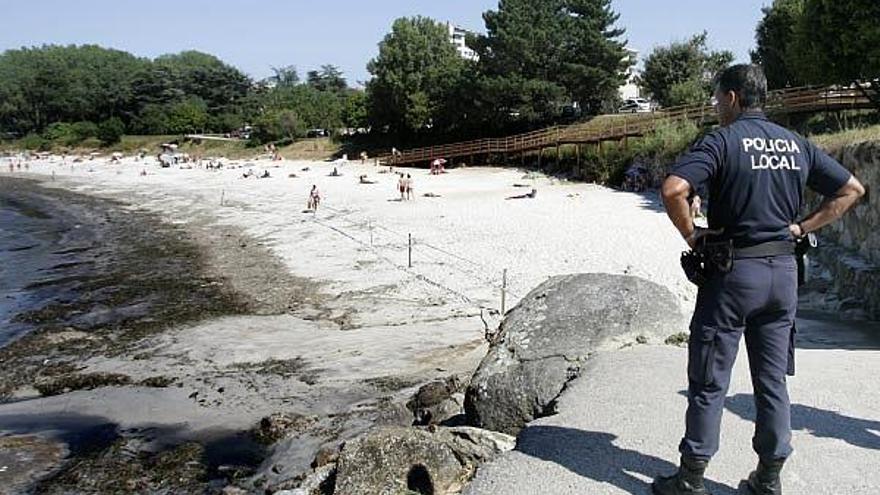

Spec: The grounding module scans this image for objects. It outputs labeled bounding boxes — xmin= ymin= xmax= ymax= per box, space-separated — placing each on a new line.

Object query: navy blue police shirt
xmin=669 ymin=111 xmax=852 ymax=247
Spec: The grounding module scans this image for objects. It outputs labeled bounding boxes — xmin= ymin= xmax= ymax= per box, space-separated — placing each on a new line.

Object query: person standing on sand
xmin=308 ymin=185 xmax=321 ymax=211
xmin=398 ymin=173 xmax=406 ymax=201
xmin=653 ymin=64 xmax=865 ymax=495
xmin=405 ymin=174 xmax=414 ymax=201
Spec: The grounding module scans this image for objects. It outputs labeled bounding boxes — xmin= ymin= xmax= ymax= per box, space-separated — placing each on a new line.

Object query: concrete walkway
xmin=465 ymin=315 xmax=880 ymax=495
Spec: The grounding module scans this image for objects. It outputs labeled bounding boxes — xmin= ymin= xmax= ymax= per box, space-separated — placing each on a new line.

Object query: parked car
xmin=306 ymin=128 xmax=330 ymax=138
xmin=618 ymin=98 xmax=652 ymax=113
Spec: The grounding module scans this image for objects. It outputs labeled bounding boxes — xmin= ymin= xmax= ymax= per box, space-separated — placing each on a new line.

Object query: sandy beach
xmin=1 ymin=152 xmax=879 ymax=494
xmin=0 ymin=154 xmax=696 ymax=490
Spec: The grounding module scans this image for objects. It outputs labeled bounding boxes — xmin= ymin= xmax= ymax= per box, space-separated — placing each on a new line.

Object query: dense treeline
xmin=1 ymin=0 xmax=876 ymax=150
xmin=0 ymin=0 xmax=631 ymax=147
xmin=751 ymin=0 xmax=880 ymax=89
xmin=636 ymin=0 xmax=879 ymax=106
xmin=0 ymin=45 xmax=365 ymax=146
xmin=366 ymin=0 xmax=631 ymax=140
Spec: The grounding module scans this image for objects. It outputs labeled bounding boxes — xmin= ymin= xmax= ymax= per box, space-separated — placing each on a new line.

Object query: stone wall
xmin=809 ymin=140 xmax=880 ymax=319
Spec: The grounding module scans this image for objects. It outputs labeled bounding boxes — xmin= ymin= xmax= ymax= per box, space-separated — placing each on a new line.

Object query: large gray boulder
xmin=333 ymin=426 xmax=514 ymax=495
xmin=465 ymin=273 xmax=685 ymax=435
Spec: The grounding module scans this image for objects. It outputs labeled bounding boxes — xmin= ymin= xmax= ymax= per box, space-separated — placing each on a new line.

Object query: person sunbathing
xmin=505 ymin=188 xmax=537 ymax=200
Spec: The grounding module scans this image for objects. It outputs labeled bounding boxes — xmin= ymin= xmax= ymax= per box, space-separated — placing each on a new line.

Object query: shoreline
xmin=1 ymin=154 xmax=877 ymax=493
xmin=0 ymin=172 xmax=488 ymax=492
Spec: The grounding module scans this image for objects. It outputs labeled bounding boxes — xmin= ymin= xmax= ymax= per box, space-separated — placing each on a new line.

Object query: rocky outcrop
xmin=808 ymin=141 xmax=880 ymax=319
xmin=332 ymin=426 xmax=514 ymax=495
xmin=252 ymin=412 xmax=318 ymax=445
xmin=406 ymin=377 xmax=466 ymax=426
xmin=465 ymin=273 xmax=685 ymax=435
xmin=0 ymin=435 xmax=67 ymax=494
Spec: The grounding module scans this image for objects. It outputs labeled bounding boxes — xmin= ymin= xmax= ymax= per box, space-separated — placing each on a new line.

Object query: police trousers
xmin=679 ymin=255 xmax=797 ymax=462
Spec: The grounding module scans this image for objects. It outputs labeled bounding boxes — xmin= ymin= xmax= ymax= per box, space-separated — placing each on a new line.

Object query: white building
xmin=619 ymin=48 xmax=641 ymax=100
xmin=447 ymin=22 xmax=479 ymax=62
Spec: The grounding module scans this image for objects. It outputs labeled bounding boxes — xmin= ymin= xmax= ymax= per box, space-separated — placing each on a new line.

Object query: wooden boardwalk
xmin=382 ymin=83 xmax=879 ymax=167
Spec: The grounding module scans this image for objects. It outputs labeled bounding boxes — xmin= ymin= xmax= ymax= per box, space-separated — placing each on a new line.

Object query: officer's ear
xmin=725 ymin=90 xmax=739 ymax=110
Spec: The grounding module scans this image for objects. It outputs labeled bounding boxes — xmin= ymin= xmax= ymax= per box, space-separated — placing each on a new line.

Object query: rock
xmin=311 ymin=445 xmax=339 ymax=469
xmin=33 ymin=372 xmax=131 ymax=397
xmin=253 ymin=413 xmax=317 ymax=445
xmin=299 ymin=464 xmax=336 ymax=495
xmin=442 ymin=426 xmax=517 ymax=464
xmin=406 ymin=377 xmax=465 ymax=426
xmin=465 ymin=273 xmax=685 ymax=435
xmin=0 ymin=435 xmax=67 ymax=494
xmin=807 ymin=141 xmax=880 ymax=319
xmin=334 ymin=426 xmax=514 ymax=495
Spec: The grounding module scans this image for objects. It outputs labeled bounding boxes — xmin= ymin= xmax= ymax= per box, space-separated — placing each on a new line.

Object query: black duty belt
xmin=733 ymin=241 xmax=795 ymax=259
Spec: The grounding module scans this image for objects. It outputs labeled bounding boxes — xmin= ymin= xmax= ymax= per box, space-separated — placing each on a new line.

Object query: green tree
xmin=751 ymin=0 xmax=804 ymax=89
xmin=366 ymin=16 xmax=466 ymax=136
xmin=307 ymin=65 xmax=348 ymax=93
xmin=788 ymin=0 xmax=880 ymax=84
xmin=472 ymin=0 xmax=631 ymax=116
xmin=342 ymin=90 xmax=368 ymax=129
xmin=252 ymin=109 xmax=302 ymax=143
xmin=638 ymin=32 xmax=733 ymax=107
xmin=249 ymin=84 xmax=345 ymax=143
xmin=136 ymin=50 xmax=251 ymax=113
xmin=0 ymin=45 xmax=147 ymax=133
xmin=667 ymin=79 xmax=708 ymax=106
xmin=97 ymin=117 xmax=125 ymax=145
xmin=269 ymin=65 xmax=300 ymax=87
xmin=164 ymin=97 xmax=209 ymax=134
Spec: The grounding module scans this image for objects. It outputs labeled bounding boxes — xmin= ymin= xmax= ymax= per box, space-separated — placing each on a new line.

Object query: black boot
xmin=652 ymin=456 xmax=711 ymax=495
xmin=746 ymin=458 xmax=785 ymax=495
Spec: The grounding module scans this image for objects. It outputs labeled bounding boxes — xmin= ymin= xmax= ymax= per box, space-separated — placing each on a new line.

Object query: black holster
xmin=681 ymin=240 xmax=733 ymax=287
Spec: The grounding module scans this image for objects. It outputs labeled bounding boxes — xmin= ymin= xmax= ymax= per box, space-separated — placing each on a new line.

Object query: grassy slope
xmin=810 ymin=124 xmax=880 ymax=153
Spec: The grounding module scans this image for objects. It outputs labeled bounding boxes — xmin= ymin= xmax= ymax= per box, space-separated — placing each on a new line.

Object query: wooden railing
xmin=382 ymin=83 xmax=878 ymax=166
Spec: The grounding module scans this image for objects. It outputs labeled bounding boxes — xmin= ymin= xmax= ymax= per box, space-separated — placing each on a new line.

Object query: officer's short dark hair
xmin=715 ymin=64 xmax=767 ymax=110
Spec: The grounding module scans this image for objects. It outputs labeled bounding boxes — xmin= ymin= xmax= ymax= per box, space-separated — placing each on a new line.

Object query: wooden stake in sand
xmin=220 ymin=189 xmax=225 ymax=206
xmin=408 ymin=233 xmax=413 ymax=268
xmin=501 ymin=268 xmax=508 ymax=314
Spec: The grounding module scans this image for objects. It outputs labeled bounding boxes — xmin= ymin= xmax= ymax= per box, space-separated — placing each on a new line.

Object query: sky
xmin=1 ymin=0 xmax=770 ymax=87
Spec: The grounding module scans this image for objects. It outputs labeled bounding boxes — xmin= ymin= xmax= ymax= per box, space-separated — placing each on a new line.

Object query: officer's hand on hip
xmin=686 ymin=227 xmax=724 ymax=249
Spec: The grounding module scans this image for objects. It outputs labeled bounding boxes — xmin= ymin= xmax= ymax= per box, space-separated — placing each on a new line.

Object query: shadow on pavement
xmin=725 ymin=394 xmax=880 ymax=451
xmin=794 ymin=310 xmax=880 ymax=350
xmin=517 ymin=426 xmax=741 ymax=494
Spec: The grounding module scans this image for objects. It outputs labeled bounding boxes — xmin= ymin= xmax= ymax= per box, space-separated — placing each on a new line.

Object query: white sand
xmin=0 ymin=154 xmax=696 ymax=486
xmin=11 ymin=155 xmax=696 ymax=315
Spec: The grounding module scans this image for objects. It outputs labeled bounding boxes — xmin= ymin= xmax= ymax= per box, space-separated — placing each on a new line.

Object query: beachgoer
xmin=505 ymin=188 xmax=537 ymax=200
xmin=652 ymin=64 xmax=865 ymax=495
xmin=307 ymin=185 xmax=321 ymax=211
xmin=398 ymin=174 xmax=406 ymax=200
xmin=405 ymin=174 xmax=414 ymax=200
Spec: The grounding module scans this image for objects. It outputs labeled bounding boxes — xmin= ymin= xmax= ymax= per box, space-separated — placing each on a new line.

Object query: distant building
xmin=619 ymin=48 xmax=641 ymax=100
xmin=447 ymin=22 xmax=479 ymax=62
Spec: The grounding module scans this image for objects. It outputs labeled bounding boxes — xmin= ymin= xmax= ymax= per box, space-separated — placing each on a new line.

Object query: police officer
xmin=652 ymin=64 xmax=865 ymax=495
